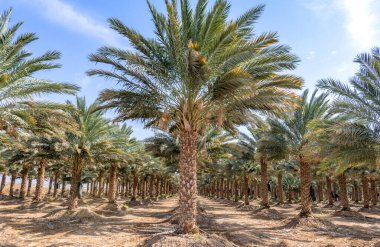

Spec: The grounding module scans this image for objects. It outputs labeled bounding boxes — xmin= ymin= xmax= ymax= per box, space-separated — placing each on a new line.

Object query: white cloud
xmin=338 ymin=0 xmax=378 ymax=50
xmin=25 ymin=0 xmax=120 ymax=46
xmin=303 ymin=0 xmax=336 ymax=17
xmin=305 ymin=0 xmax=379 ymax=50
xmin=330 ymin=50 xmax=338 ymax=55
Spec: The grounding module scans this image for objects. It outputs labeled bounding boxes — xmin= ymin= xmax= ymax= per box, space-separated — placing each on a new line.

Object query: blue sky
xmin=1 ymin=0 xmax=380 ymax=139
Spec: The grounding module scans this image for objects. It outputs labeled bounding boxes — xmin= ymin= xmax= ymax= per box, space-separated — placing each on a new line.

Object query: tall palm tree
xmin=269 ymin=89 xmax=329 ymax=217
xmin=0 ymin=8 xmax=79 ymax=133
xmin=88 ymin=0 xmax=302 ymax=233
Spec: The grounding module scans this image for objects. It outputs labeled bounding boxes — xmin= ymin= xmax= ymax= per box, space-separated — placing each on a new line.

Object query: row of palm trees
xmin=0 ymin=0 xmax=379 ymax=235
xmin=85 ymin=0 xmax=379 ymax=233
xmin=0 ymin=8 xmax=178 ymax=209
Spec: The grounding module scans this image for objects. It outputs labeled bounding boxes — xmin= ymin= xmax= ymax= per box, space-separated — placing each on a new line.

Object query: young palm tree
xmin=269 ymin=89 xmax=329 ymax=217
xmin=0 ymin=8 xmax=79 ymax=133
xmin=88 ymin=0 xmax=302 ymax=233
xmin=65 ymin=97 xmax=117 ymax=210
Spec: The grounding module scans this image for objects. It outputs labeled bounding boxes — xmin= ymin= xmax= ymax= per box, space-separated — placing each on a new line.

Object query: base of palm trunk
xmin=299 ymin=210 xmax=312 ymax=218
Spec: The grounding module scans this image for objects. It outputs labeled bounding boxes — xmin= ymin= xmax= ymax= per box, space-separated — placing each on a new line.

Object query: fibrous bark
xmin=299 ymin=157 xmax=311 ymax=217
xmin=178 ymin=129 xmax=198 ymax=234
xmin=326 ymin=176 xmax=334 ymax=206
xmin=362 ymin=174 xmax=370 ymax=208
xmin=370 ymin=178 xmax=377 ymax=206
xmin=34 ymin=160 xmax=46 ymax=202
xmin=260 ymin=157 xmax=269 ymax=208
xmin=277 ymin=172 xmax=283 ymax=204
xmin=20 ymin=164 xmax=29 ymax=199
xmin=108 ymin=164 xmax=118 ymax=203
xmin=338 ymin=173 xmax=350 ymax=211
xmin=68 ymin=156 xmax=82 ymax=210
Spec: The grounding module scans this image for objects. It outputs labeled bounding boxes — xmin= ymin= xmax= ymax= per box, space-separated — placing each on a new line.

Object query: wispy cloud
xmin=338 ymin=0 xmax=378 ymax=50
xmin=304 ymin=0 xmax=379 ymax=50
xmin=24 ymin=0 xmax=120 ymax=46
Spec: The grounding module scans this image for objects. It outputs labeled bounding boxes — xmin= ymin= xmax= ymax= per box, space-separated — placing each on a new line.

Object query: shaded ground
xmin=0 ymin=196 xmax=177 ymax=247
xmin=199 ymin=197 xmax=380 ymax=247
xmin=1 ymin=195 xmax=380 ymax=246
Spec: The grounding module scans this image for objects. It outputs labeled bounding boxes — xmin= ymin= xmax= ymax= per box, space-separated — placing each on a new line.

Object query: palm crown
xmin=88 ymin=0 xmax=302 ymax=133
xmin=0 ymin=8 xmax=79 ymax=132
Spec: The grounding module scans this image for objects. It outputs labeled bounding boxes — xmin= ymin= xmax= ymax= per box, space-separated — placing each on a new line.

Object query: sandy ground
xmin=0 ymin=195 xmax=380 ymax=247
xmin=199 ymin=198 xmax=380 ymax=247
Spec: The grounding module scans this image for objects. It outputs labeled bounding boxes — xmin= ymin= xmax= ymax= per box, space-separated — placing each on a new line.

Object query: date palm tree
xmin=317 ymin=48 xmax=380 ymax=208
xmin=88 ymin=0 xmax=302 ymax=233
xmin=0 ymin=8 xmax=79 ymax=133
xmin=317 ymin=48 xmax=380 ymax=165
xmin=269 ymin=89 xmax=329 ymax=217
xmin=65 ymin=97 xmax=118 ymax=210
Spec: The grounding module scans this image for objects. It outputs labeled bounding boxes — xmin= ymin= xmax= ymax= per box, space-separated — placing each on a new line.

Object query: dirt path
xmin=199 ymin=197 xmax=380 ymax=247
xmin=0 ymin=197 xmax=178 ymax=247
xmin=1 ymin=196 xmax=380 ymax=247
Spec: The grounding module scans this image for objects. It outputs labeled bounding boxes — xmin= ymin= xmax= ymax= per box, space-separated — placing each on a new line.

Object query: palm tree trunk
xmin=91 ymin=179 xmax=96 ymax=196
xmin=27 ymin=177 xmax=32 ymax=197
xmin=370 ymin=178 xmax=377 ymax=206
xmin=260 ymin=157 xmax=269 ymax=208
xmin=61 ymin=178 xmax=66 ymax=197
xmin=226 ymin=179 xmax=230 ymax=200
xmin=220 ymin=178 xmax=224 ymax=199
xmin=299 ymin=156 xmax=311 ymax=217
xmin=287 ymin=191 xmax=292 ymax=203
xmin=317 ymin=180 xmax=323 ymax=203
xmin=252 ymin=179 xmax=258 ymax=200
xmin=234 ymin=178 xmax=239 ymax=202
xmin=338 ymin=173 xmax=350 ymax=210
xmin=53 ymin=172 xmax=59 ymax=198
xmin=121 ymin=181 xmax=125 ymax=196
xmin=131 ymin=174 xmax=138 ymax=201
xmin=243 ymin=175 xmax=249 ymax=205
xmin=108 ymin=164 xmax=118 ymax=203
xmin=141 ymin=176 xmax=146 ymax=200
xmin=156 ymin=178 xmax=161 ymax=198
xmin=326 ymin=176 xmax=334 ymax=206
xmin=68 ymin=157 xmax=82 ymax=210
xmin=105 ymin=179 xmax=109 ymax=195
xmin=240 ymin=180 xmax=244 ymax=199
xmin=178 ymin=129 xmax=198 ymax=234
xmin=20 ymin=164 xmax=29 ymax=199
xmin=9 ymin=172 xmax=16 ymax=197
xmin=216 ymin=178 xmax=220 ymax=198
xmin=97 ymin=171 xmax=104 ymax=198
xmin=352 ymin=181 xmax=357 ymax=202
xmin=362 ymin=174 xmax=370 ymax=208
xmin=125 ymin=178 xmax=130 ymax=198
xmin=47 ymin=177 xmax=53 ymax=195
xmin=34 ymin=160 xmax=46 ymax=202
xmin=277 ymin=172 xmax=283 ymax=204
xmin=0 ymin=172 xmax=7 ymax=194
xmin=149 ymin=176 xmax=154 ymax=198
xmin=358 ymin=184 xmax=362 ymax=201
xmin=354 ymin=180 xmax=361 ymax=203
xmin=211 ymin=179 xmax=215 ymax=198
